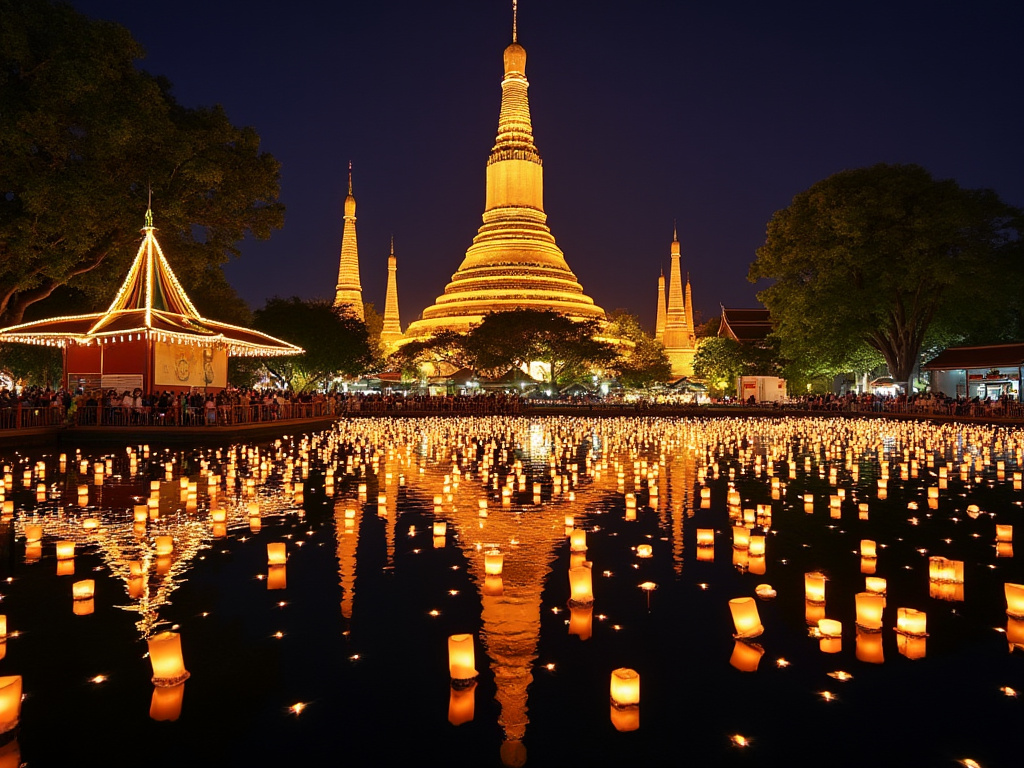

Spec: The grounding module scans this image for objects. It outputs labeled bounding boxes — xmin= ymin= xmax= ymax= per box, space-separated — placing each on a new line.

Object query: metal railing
xmin=0 ymin=405 xmax=66 ymax=430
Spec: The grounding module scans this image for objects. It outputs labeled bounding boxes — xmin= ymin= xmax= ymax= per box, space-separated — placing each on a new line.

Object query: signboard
xmin=153 ymin=342 xmax=227 ymax=389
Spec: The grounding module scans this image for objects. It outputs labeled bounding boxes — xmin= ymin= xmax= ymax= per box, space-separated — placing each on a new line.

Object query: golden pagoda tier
xmin=403 ymin=30 xmax=604 ymax=340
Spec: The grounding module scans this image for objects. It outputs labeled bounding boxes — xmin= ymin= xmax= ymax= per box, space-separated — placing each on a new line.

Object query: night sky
xmin=68 ymin=0 xmax=1024 ymax=334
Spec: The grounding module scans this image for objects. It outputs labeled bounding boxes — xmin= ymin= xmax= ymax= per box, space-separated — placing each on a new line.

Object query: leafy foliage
xmin=692 ymin=336 xmax=782 ymax=397
xmin=0 ymin=0 xmax=283 ymax=326
xmin=253 ymin=297 xmax=373 ymax=393
xmin=0 ymin=342 xmax=61 ymax=388
xmin=750 ymin=164 xmax=1023 ymax=384
xmin=606 ymin=312 xmax=672 ymax=388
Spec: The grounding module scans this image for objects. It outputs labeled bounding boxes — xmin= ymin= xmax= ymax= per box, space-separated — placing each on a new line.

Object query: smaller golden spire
xmin=512 ymin=0 xmax=518 ymax=43
xmin=348 ymin=161 xmax=353 ymax=195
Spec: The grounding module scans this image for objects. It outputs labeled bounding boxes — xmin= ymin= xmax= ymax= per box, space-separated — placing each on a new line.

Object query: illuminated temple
xmin=402 ymin=14 xmax=604 ymax=340
xmin=655 ymin=225 xmax=697 ymax=376
xmin=333 ymin=164 xmax=364 ymax=321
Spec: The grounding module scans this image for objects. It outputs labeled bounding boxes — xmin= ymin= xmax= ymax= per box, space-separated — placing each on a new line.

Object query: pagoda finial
xmin=144 ymin=185 xmax=153 ymax=228
xmin=348 ymin=161 xmax=353 ymax=195
xmin=672 ymin=219 xmax=678 ymax=242
xmin=512 ymin=0 xmax=518 ymax=43
xmin=390 ymin=234 xmax=395 ymax=256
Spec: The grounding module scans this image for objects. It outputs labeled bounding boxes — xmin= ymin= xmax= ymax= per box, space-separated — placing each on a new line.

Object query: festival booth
xmin=0 ymin=211 xmax=301 ymax=393
xmin=923 ymin=343 xmax=1024 ymax=400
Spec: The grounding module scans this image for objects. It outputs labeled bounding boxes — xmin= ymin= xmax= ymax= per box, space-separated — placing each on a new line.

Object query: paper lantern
xmin=134 ymin=505 xmax=149 ymax=523
xmin=150 ymin=682 xmax=185 ymax=722
xmin=855 ymin=627 xmax=884 ymax=664
xmin=447 ymin=681 xmax=476 ymax=726
xmin=24 ymin=524 xmax=42 ymax=543
xmin=748 ymin=535 xmax=765 ymax=557
xmin=155 ymin=536 xmax=173 ymax=557
xmin=568 ymin=565 xmax=594 ymax=607
xmin=696 ymin=529 xmax=714 ymax=547
xmin=72 ymin=579 xmax=95 ymax=600
xmin=267 ymin=543 xmax=287 ymax=565
xmin=727 ymin=490 xmax=740 ymax=507
xmin=150 ymin=480 xmax=161 ymax=492
xmin=805 ymin=572 xmax=826 ymax=604
xmin=484 ymin=551 xmax=504 ymax=576
xmin=865 ymin=577 xmax=887 ymax=596
xmin=860 ymin=539 xmax=876 ymax=558
xmin=210 ymin=508 xmax=227 ymax=524
xmin=148 ymin=631 xmax=190 ymax=686
xmin=433 ymin=521 xmax=447 ymax=537
xmin=700 ymin=487 xmax=711 ymax=501
xmin=25 ymin=542 xmax=41 ymax=563
xmin=896 ymin=608 xmax=927 ymax=637
xmin=569 ymin=605 xmax=593 ymax=640
xmin=732 ymin=546 xmax=749 ymax=572
xmin=610 ymin=668 xmax=640 ymax=707
xmin=56 ymin=540 xmax=75 ymax=560
xmin=0 ymin=616 xmax=6 ymax=641
xmin=212 ymin=522 xmax=227 ymax=539
xmin=818 ymin=619 xmax=842 ymax=653
xmin=569 ymin=529 xmax=587 ymax=552
xmin=996 ymin=525 xmax=1013 ymax=543
xmin=1006 ymin=583 xmax=1024 ymax=618
xmin=267 ymin=564 xmax=287 ymax=590
xmin=448 ymin=634 xmax=477 ymax=682
xmin=858 ymin=503 xmax=869 ymax=520
xmin=636 ymin=544 xmax=653 ymax=558
xmin=732 ymin=526 xmax=749 ymax=550
xmin=729 ymin=640 xmax=764 ymax=672
xmin=855 ymin=592 xmax=884 ymax=631
xmin=1007 ymin=617 xmax=1024 ymax=652
xmin=129 ymin=576 xmax=144 ymax=599
xmin=0 ymin=676 xmax=22 ymax=734
xmin=250 ymin=516 xmax=262 ymax=533
xmin=729 ymin=597 xmax=763 ymax=639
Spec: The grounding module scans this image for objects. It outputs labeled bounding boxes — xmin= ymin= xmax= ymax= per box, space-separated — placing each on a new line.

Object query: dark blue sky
xmin=70 ymin=0 xmax=1024 ymax=333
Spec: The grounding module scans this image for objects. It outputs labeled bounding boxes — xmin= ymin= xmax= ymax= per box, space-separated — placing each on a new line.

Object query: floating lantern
xmin=636 ymin=544 xmax=653 ymax=558
xmin=729 ymin=597 xmax=763 ymax=639
xmin=1006 ymin=583 xmax=1024 ymax=618
xmin=610 ymin=668 xmax=640 ymax=708
xmin=696 ymin=529 xmax=714 ymax=547
xmin=129 ymin=577 xmax=144 ymax=599
xmin=858 ymin=502 xmax=869 ymax=520
xmin=569 ymin=529 xmax=587 ymax=552
xmin=568 ymin=604 xmax=593 ymax=641
xmin=267 ymin=565 xmax=287 ymax=590
xmin=818 ymin=619 xmax=842 ymax=653
xmin=996 ymin=525 xmax=1013 ymax=543
xmin=748 ymin=535 xmax=765 ymax=557
xmin=865 ymin=577 xmax=887 ymax=596
xmin=25 ymin=542 xmax=41 ymax=563
xmin=755 ymin=584 xmax=776 ymax=600
xmin=860 ymin=539 xmax=876 ymax=558
xmin=433 ymin=521 xmax=446 ymax=538
xmin=731 ymin=526 xmax=749 ymax=550
xmin=855 ymin=592 xmax=885 ymax=631
xmin=447 ymin=681 xmax=476 ymax=726
xmin=729 ymin=640 xmax=764 ymax=672
xmin=24 ymin=524 xmax=42 ymax=543
xmin=155 ymin=536 xmax=173 ymax=557
xmin=133 ymin=505 xmax=148 ymax=524
xmin=250 ymin=516 xmax=262 ymax=533
xmin=484 ymin=551 xmax=504 ymax=576
xmin=568 ymin=565 xmax=594 ymax=607
xmin=148 ymin=631 xmax=190 ymax=686
xmin=896 ymin=608 xmax=927 ymax=637
xmin=0 ymin=676 xmax=22 ymax=734
xmin=56 ymin=541 xmax=75 ymax=560
xmin=805 ymin=572 xmax=826 ymax=604
xmin=700 ymin=487 xmax=711 ymax=501
xmin=267 ymin=543 xmax=287 ymax=565
xmin=210 ymin=508 xmax=227 ymax=524
xmin=448 ymin=634 xmax=477 ymax=683
xmin=727 ymin=490 xmax=741 ymax=507
xmin=72 ymin=579 xmax=95 ymax=600
xmin=150 ymin=682 xmax=185 ymax=722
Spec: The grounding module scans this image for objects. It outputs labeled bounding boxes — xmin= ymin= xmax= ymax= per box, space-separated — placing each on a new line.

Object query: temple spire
xmin=334 ymin=164 xmax=364 ymax=320
xmin=512 ymin=0 xmax=518 ymax=43
xmin=655 ymin=269 xmax=667 ymax=343
xmin=661 ymin=224 xmax=697 ymax=376
xmin=380 ymin=236 xmax=404 ymax=351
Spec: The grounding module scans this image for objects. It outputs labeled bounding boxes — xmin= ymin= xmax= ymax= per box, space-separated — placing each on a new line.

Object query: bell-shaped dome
xmin=503 ymin=42 xmax=526 ymax=75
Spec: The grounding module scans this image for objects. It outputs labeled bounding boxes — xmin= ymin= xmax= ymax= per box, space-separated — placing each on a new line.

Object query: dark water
xmin=0 ymin=416 xmax=1021 ymax=767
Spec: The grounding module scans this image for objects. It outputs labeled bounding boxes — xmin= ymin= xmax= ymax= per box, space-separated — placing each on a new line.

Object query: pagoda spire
xmin=380 ymin=236 xmax=404 ymax=351
xmin=655 ymin=269 xmax=667 ymax=343
xmin=334 ymin=162 xmax=364 ymax=321
xmin=684 ymin=273 xmax=695 ymax=345
xmin=664 ymin=223 xmax=686 ymax=336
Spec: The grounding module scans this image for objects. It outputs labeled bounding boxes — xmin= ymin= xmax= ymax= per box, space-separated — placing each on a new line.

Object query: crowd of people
xmin=0 ymin=383 xmax=1020 ymax=429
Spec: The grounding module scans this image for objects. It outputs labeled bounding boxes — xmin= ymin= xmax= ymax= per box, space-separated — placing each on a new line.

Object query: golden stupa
xmin=403 ymin=15 xmax=604 ymax=340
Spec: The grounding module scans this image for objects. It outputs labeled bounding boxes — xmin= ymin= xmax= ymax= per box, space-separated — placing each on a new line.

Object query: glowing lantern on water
xmin=25 ymin=524 xmax=42 ymax=543
xmin=818 ymin=619 xmax=842 ymax=653
xmin=448 ymin=681 xmax=476 ymax=726
xmin=569 ymin=604 xmax=593 ymax=640
xmin=267 ymin=543 xmax=287 ymax=565
xmin=861 ymin=539 xmax=876 ymax=558
xmin=150 ymin=480 xmax=161 ymax=493
xmin=150 ymin=683 xmax=185 ymax=722
xmin=0 ymin=616 xmax=6 ymax=641
xmin=484 ymin=551 xmax=504 ymax=576
xmin=133 ymin=505 xmax=148 ymax=524
xmin=700 ymin=487 xmax=711 ymax=501
xmin=729 ymin=640 xmax=764 ymax=672
xmin=610 ymin=668 xmax=640 ymax=707
xmin=72 ymin=579 xmax=94 ymax=600
xmin=448 ymin=634 xmax=477 ymax=682
xmin=855 ymin=592 xmax=885 ymax=631
xmin=569 ymin=565 xmax=594 ymax=606
xmin=732 ymin=526 xmax=749 ymax=550
xmin=636 ymin=544 xmax=653 ymax=558
xmin=896 ymin=608 xmax=927 ymax=637
xmin=210 ymin=508 xmax=226 ymax=524
xmin=249 ymin=517 xmax=262 ymax=534
xmin=748 ymin=535 xmax=765 ymax=557
xmin=729 ymin=597 xmax=763 ymax=639
xmin=0 ymin=676 xmax=22 ymax=734
xmin=805 ymin=572 xmax=826 ymax=604
xmin=858 ymin=503 xmax=869 ymax=520
xmin=56 ymin=541 xmax=75 ymax=560
xmin=865 ymin=577 xmax=887 ymax=596
xmin=1006 ymin=583 xmax=1024 ymax=618
xmin=267 ymin=565 xmax=287 ymax=590
xmin=570 ymin=529 xmax=587 ymax=552
xmin=996 ymin=525 xmax=1013 ymax=543
xmin=433 ymin=521 xmax=446 ymax=538
xmin=155 ymin=536 xmax=173 ymax=557
xmin=727 ymin=490 xmax=741 ymax=507
xmin=148 ymin=631 xmax=190 ymax=686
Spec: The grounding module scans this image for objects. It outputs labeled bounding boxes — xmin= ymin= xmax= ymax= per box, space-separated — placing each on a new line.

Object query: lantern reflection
xmin=448 ymin=681 xmax=476 ymax=726
xmin=729 ymin=640 xmax=764 ymax=672
xmin=569 ymin=604 xmax=593 ymax=641
xmin=1006 ymin=583 xmax=1024 ymax=618
xmin=0 ymin=676 xmax=22 ymax=734
xmin=149 ymin=682 xmax=186 ymax=721
xmin=855 ymin=626 xmax=884 ymax=664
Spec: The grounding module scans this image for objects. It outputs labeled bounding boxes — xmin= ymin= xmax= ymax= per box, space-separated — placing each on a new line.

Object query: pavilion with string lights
xmin=0 ymin=210 xmax=302 ymax=393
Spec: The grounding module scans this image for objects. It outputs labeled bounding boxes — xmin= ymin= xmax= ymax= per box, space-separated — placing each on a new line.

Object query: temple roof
xmin=0 ymin=213 xmax=302 ymax=357
xmin=922 ymin=343 xmax=1024 ymax=370
xmin=718 ymin=307 xmax=772 ymax=343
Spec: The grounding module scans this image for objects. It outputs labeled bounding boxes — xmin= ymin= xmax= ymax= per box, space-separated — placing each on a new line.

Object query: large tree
xmin=749 ymin=164 xmax=1022 ymax=386
xmin=253 ymin=297 xmax=373 ymax=393
xmin=0 ymin=0 xmax=283 ymax=326
xmin=606 ymin=311 xmax=672 ymax=388
xmin=464 ymin=309 xmax=618 ymax=388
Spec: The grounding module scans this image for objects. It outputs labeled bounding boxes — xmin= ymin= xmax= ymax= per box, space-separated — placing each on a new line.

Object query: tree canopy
xmin=605 ymin=311 xmax=671 ymax=388
xmin=253 ymin=297 xmax=373 ymax=393
xmin=0 ymin=0 xmax=284 ymax=326
xmin=749 ymin=164 xmax=1023 ymax=385
xmin=692 ymin=336 xmax=782 ymax=398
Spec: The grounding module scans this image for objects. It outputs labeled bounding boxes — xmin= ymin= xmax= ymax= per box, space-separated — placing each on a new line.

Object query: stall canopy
xmin=0 ymin=210 xmax=302 ymax=391
xmin=922 ymin=343 xmax=1024 ymax=371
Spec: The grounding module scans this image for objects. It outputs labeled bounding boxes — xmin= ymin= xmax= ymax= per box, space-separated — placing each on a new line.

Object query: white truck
xmin=736 ymin=376 xmax=787 ymax=403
